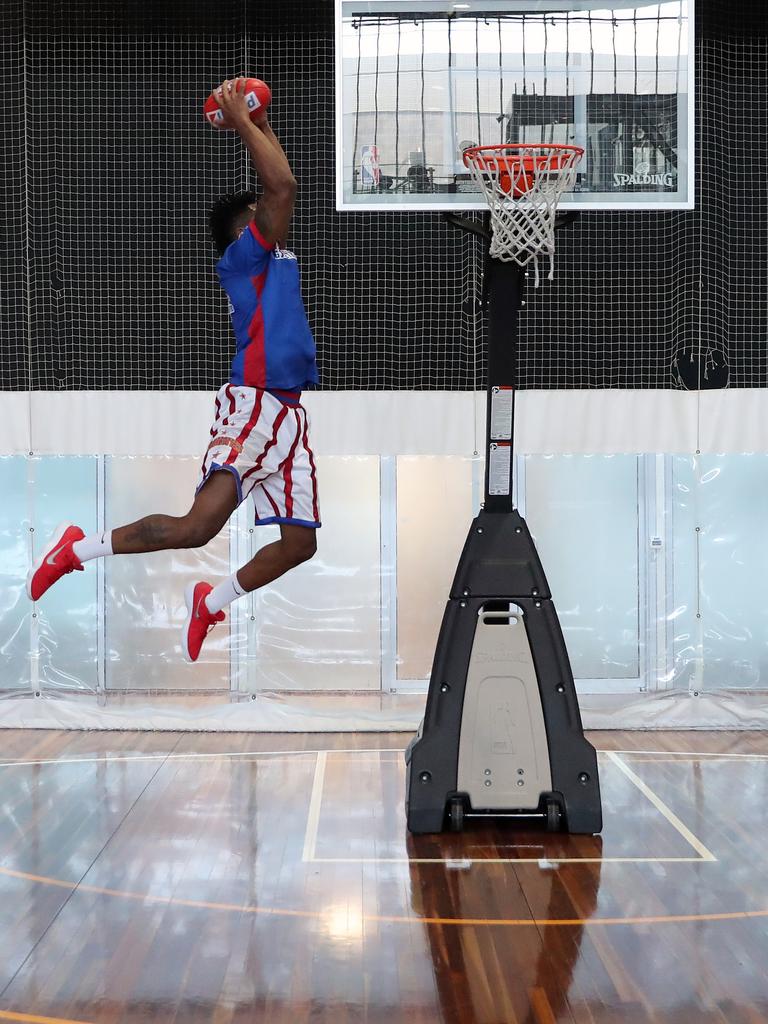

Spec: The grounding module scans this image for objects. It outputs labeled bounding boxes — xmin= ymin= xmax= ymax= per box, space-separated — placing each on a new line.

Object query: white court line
xmin=1 ymin=746 xmax=766 ymax=772
xmin=0 ymin=745 xmax=734 ymax=866
xmin=301 ymin=762 xmax=688 ymax=864
xmin=0 ymin=748 xmax=403 ymax=770
xmin=610 ymin=749 xmax=768 ymax=761
xmin=606 ymin=751 xmax=717 ymax=862
xmin=301 ymin=751 xmax=328 ymax=863
xmin=303 ymin=749 xmax=719 ymax=866
xmin=308 ymin=856 xmax=709 ymax=865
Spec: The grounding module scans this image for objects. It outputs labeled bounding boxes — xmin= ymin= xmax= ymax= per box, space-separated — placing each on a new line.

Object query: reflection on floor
xmin=0 ymin=729 xmax=767 ymax=1023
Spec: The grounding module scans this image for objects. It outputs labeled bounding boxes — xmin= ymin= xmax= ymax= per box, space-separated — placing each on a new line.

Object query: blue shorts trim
xmin=196 ymin=462 xmax=243 ymax=505
xmin=254 ymin=515 xmax=321 ymax=529
xmin=267 ymin=388 xmax=303 ymax=407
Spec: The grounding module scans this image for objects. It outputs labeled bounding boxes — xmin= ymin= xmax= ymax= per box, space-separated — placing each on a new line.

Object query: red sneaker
xmin=27 ymin=523 xmax=85 ymax=601
xmin=182 ymin=581 xmax=225 ymax=663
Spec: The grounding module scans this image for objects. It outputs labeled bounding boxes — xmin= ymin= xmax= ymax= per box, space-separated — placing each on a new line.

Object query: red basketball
xmin=500 ymin=166 xmax=535 ymax=198
xmin=203 ymin=77 xmax=272 ymax=130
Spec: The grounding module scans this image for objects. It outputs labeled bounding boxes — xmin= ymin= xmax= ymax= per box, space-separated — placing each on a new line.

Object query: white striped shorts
xmin=197 ymin=383 xmax=321 ymax=529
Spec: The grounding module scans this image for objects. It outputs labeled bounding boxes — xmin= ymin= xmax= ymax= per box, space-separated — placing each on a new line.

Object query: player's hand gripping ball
xmin=204 ymin=77 xmax=271 ymax=130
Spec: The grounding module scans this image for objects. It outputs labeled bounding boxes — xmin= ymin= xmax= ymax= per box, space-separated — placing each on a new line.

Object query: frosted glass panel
xmin=252 ymin=457 xmax=381 ymax=691
xmin=104 ymin=457 xmax=233 ymax=690
xmin=0 ymin=457 xmax=30 ymax=694
xmin=672 ymin=455 xmax=768 ymax=691
xmin=396 ymin=457 xmax=475 ymax=680
xmin=7 ymin=444 xmax=768 ymax=713
xmin=524 ymin=455 xmax=641 ymax=681
xmin=34 ymin=457 xmax=99 ymax=692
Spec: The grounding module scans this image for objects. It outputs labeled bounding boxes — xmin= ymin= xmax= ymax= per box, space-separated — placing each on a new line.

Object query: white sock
xmin=72 ymin=530 xmax=113 ymax=563
xmin=205 ymin=572 xmax=247 ymax=615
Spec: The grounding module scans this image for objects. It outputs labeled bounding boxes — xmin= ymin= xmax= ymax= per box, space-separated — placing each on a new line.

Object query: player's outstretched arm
xmin=217 ymin=78 xmax=296 ymax=245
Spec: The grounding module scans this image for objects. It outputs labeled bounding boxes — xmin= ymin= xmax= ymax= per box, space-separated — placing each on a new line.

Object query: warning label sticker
xmin=490 ymin=386 xmax=514 ymax=440
xmin=488 ymin=442 xmax=511 ymax=495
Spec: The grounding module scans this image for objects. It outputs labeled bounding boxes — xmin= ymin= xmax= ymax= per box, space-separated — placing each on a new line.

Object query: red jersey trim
xmin=243 ymin=271 xmax=268 ymax=387
xmin=248 ymin=220 xmax=273 ymax=251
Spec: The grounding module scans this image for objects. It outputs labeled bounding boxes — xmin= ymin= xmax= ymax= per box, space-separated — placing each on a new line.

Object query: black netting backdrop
xmin=0 ymin=4 xmax=28 ymax=391
xmin=0 ymin=0 xmax=765 ymax=391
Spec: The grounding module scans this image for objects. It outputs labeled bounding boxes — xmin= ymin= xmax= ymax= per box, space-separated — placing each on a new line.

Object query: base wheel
xmin=546 ymin=800 xmax=563 ymax=833
xmin=449 ymin=797 xmax=465 ymax=833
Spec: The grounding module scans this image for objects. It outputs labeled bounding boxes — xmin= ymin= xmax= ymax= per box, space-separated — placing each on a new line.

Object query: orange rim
xmin=463 ymin=144 xmax=584 ymax=197
xmin=463 ymin=142 xmax=584 ymax=171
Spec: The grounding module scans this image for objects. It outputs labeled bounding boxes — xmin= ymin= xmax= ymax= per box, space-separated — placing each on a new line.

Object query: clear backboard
xmin=335 ymin=1 xmax=694 ymax=210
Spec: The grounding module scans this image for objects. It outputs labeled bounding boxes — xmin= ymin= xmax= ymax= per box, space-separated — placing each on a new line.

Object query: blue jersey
xmin=216 ymin=221 xmax=319 ymax=391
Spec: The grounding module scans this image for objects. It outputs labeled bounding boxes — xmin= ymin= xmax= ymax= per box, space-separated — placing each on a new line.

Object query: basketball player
xmin=27 ymin=78 xmax=320 ymax=663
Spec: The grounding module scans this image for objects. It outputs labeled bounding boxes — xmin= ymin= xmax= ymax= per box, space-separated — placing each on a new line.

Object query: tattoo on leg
xmin=113 ymin=515 xmax=187 ymax=554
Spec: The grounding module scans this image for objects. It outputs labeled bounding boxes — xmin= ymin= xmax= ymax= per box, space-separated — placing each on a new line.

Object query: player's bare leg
xmin=29 ymin=469 xmax=318 ymax=662
xmin=182 ymin=522 xmax=317 ymax=662
xmin=26 ymin=472 xmax=240 ymax=602
xmin=112 ymin=476 xmax=315 ymax=575
xmin=236 ymin=524 xmax=317 ymax=591
xmin=111 ymin=471 xmax=239 ymax=554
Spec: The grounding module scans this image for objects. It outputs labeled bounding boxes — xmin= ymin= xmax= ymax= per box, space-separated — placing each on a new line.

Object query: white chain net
xmin=464 ymin=145 xmax=583 ymax=285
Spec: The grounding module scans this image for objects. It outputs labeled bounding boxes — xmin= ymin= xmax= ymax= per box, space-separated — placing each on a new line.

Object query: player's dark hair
xmin=209 ymin=190 xmax=257 ymax=256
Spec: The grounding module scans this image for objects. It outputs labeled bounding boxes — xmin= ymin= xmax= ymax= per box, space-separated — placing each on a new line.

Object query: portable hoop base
xmin=405 ymin=509 xmax=602 ymax=835
xmin=404 ymin=245 xmax=602 ymax=836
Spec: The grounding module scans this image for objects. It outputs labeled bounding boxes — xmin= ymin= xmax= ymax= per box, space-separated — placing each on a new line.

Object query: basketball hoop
xmin=462 ymin=143 xmax=584 ymax=285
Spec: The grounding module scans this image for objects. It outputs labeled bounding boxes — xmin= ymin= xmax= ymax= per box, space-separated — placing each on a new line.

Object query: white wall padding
xmin=3 ymin=390 xmax=767 ymax=458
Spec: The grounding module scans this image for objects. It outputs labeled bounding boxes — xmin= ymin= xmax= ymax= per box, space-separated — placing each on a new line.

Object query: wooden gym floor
xmin=1 ymin=730 xmax=768 ymax=1024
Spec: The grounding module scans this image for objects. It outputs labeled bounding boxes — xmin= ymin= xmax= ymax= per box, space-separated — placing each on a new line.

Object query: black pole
xmin=483 ymin=257 xmax=525 ymax=513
